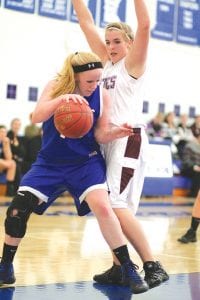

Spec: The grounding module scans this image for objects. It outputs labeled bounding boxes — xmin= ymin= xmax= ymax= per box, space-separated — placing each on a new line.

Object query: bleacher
xmin=0 ymin=153 xmax=192 ymax=198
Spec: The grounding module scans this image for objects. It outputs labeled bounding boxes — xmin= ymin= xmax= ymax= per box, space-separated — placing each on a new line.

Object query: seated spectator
xmin=146 ymin=112 xmax=165 ymax=140
xmin=176 ymin=114 xmax=194 ymax=159
xmin=7 ymin=118 xmax=27 ymax=192
xmin=0 ymin=125 xmax=16 ymax=196
xmin=190 ymin=115 xmax=200 ymax=138
xmin=181 ymin=134 xmax=200 ymax=197
xmin=24 ymin=128 xmax=42 ymax=173
xmin=162 ymin=112 xmax=179 ymax=158
xmin=24 ymin=112 xmax=41 ymax=139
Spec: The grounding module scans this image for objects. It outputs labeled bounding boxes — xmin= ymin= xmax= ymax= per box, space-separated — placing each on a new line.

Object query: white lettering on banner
xmin=159 ymin=0 xmax=174 ymax=4
xmin=179 ymin=1 xmax=199 ymax=10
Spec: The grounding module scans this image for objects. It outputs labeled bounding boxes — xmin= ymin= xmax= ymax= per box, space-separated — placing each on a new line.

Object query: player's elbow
xmin=31 ymin=112 xmax=42 ymax=124
xmin=140 ymin=18 xmax=151 ymax=32
xmin=94 ymin=129 xmax=105 ymax=144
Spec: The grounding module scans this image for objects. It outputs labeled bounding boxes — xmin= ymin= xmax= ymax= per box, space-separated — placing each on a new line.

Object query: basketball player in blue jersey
xmin=0 ymin=51 xmax=149 ymax=294
xmin=72 ymin=0 xmax=169 ymax=289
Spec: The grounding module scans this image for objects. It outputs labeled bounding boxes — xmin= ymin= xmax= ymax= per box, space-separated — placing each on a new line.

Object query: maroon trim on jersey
xmin=120 ymin=167 xmax=134 ymax=194
xmin=120 ymin=130 xmax=141 ymax=194
xmin=124 ymin=128 xmax=141 ymax=159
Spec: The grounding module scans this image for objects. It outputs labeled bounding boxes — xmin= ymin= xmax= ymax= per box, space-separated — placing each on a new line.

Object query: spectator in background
xmin=24 ymin=112 xmax=40 ymax=139
xmin=176 ymin=114 xmax=194 ymax=159
xmin=0 ymin=125 xmax=16 ymax=196
xmin=190 ymin=115 xmax=200 ymax=138
xmin=7 ymin=118 xmax=27 ymax=192
xmin=178 ymin=189 xmax=200 ymax=243
xmin=181 ymin=134 xmax=200 ymax=198
xmin=146 ymin=112 xmax=165 ymax=140
xmin=24 ymin=128 xmax=42 ymax=172
xmin=162 ymin=112 xmax=179 ymax=158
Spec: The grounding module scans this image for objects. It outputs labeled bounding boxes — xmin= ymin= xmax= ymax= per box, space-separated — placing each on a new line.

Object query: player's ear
xmin=74 ymin=73 xmax=80 ymax=83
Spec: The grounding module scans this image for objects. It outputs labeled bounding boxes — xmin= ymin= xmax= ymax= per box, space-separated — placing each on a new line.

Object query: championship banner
xmin=176 ymin=0 xmax=200 ymax=46
xmin=151 ymin=0 xmax=176 ymax=41
xmin=38 ymin=0 xmax=68 ymax=20
xmin=4 ymin=0 xmax=35 ymax=13
xmin=99 ymin=0 xmax=126 ymax=27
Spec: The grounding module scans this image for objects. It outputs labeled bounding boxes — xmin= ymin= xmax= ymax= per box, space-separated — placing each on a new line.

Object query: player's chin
xmin=85 ymin=91 xmax=94 ymax=96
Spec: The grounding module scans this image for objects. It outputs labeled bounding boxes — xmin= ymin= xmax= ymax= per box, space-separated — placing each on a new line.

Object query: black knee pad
xmin=5 ymin=191 xmax=39 ymax=238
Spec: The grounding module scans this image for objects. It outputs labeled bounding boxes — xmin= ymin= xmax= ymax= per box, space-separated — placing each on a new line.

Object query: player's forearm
xmin=72 ymin=0 xmax=95 ymax=28
xmin=32 ymin=96 xmax=63 ymax=123
xmin=95 ymin=125 xmax=132 ymax=144
xmin=134 ymin=0 xmax=150 ymax=29
xmin=95 ymin=128 xmax=112 ymax=144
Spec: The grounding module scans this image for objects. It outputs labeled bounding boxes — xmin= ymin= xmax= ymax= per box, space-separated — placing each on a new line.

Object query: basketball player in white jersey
xmin=72 ymin=0 xmax=169 ymax=288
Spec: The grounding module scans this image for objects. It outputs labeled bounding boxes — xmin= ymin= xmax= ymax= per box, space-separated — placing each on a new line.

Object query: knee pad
xmin=5 ymin=191 xmax=39 ymax=238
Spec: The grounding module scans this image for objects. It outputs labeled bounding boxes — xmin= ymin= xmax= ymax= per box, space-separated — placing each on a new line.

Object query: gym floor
xmin=0 ymin=195 xmax=199 ymax=300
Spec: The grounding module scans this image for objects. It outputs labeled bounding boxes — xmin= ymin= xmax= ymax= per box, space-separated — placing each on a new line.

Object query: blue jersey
xmin=19 ymin=85 xmax=107 ymax=216
xmin=38 ymin=86 xmax=102 ymax=164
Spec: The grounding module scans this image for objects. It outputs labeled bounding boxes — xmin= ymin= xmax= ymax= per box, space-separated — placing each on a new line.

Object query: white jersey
xmin=101 ymin=58 xmax=149 ymax=213
xmin=102 ymin=58 xmax=146 ymax=127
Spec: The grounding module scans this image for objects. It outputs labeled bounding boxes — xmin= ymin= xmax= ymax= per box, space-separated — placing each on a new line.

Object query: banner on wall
xmin=38 ymin=0 xmax=68 ymax=20
xmin=176 ymin=0 xmax=200 ymax=46
xmin=69 ymin=0 xmax=126 ymax=27
xmin=4 ymin=0 xmax=35 ymax=13
xmin=152 ymin=0 xmax=200 ymax=46
xmin=151 ymin=0 xmax=176 ymax=41
xmin=99 ymin=0 xmax=126 ymax=27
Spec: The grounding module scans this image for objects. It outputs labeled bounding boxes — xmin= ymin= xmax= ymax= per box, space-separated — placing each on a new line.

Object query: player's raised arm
xmin=125 ymin=0 xmax=151 ymax=78
xmin=71 ymin=0 xmax=108 ymax=64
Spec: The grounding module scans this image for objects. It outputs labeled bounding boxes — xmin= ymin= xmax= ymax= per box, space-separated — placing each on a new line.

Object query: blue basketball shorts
xmin=18 ymin=155 xmax=107 ymax=216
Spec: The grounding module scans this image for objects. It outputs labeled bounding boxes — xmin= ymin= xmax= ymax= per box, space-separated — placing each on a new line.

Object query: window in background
xmin=28 ymin=87 xmax=38 ymax=102
xmin=142 ymin=101 xmax=149 ymax=113
xmin=158 ymin=102 xmax=165 ymax=114
xmin=189 ymin=106 xmax=196 ymax=118
xmin=7 ymin=84 xmax=17 ymax=99
xmin=174 ymin=104 xmax=181 ymax=117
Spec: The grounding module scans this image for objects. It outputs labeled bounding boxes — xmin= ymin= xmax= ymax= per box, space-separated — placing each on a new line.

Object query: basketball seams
xmin=54 ymin=100 xmax=93 ymax=138
xmin=55 ymin=112 xmax=82 ymax=130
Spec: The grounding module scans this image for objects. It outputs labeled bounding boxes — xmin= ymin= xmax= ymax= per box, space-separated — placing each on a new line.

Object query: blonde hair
xmin=51 ymin=52 xmax=102 ymax=99
xmin=105 ymin=22 xmax=134 ymax=41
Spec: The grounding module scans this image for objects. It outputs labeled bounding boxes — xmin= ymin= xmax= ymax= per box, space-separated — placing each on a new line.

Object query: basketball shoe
xmin=0 ymin=262 xmax=16 ymax=285
xmin=93 ymin=264 xmax=122 ymax=285
xmin=143 ymin=261 xmax=169 ymax=288
xmin=94 ymin=261 xmax=169 ymax=289
xmin=178 ymin=229 xmax=197 ymax=243
xmin=94 ymin=261 xmax=149 ymax=294
xmin=121 ymin=260 xmax=149 ymax=294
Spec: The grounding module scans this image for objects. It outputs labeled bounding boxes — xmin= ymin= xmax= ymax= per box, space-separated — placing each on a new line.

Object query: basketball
xmin=54 ymin=100 xmax=94 ymax=138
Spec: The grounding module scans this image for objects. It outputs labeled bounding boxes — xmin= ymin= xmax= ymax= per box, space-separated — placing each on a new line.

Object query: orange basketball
xmin=54 ymin=100 xmax=94 ymax=138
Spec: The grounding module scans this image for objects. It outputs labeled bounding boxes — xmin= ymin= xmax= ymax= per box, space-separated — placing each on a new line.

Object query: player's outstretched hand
xmin=111 ymin=123 xmax=134 ymax=139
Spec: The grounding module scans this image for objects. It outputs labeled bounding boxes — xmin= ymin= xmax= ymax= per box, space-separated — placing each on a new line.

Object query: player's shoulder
xmin=46 ymin=79 xmax=57 ymax=89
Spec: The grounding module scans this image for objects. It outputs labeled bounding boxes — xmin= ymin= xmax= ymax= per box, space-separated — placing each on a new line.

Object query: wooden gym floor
xmin=0 ymin=194 xmax=199 ymax=300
